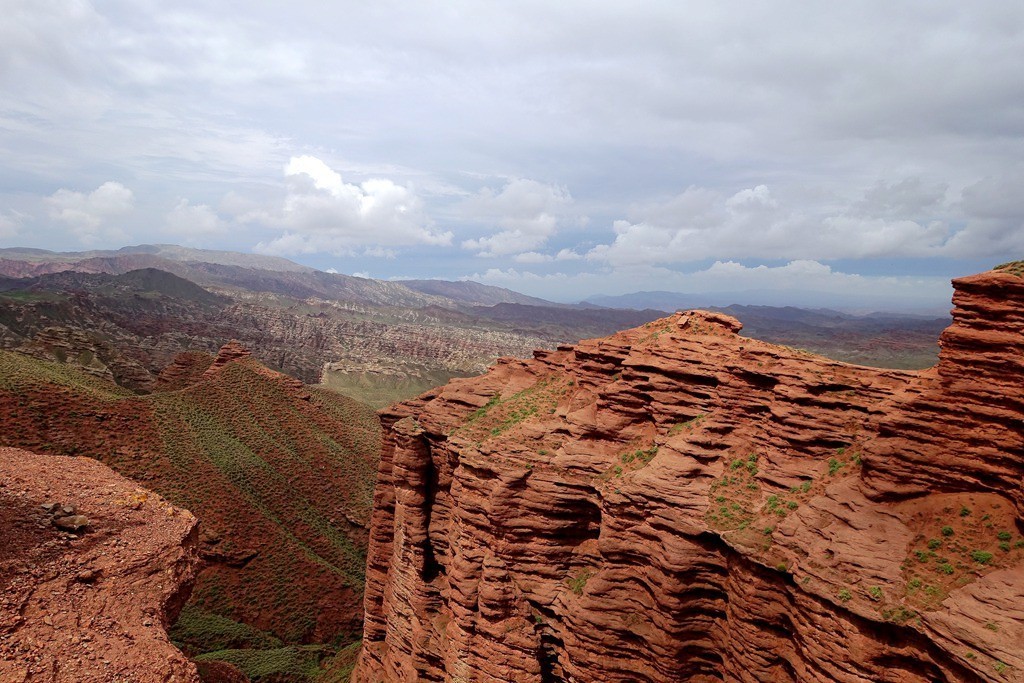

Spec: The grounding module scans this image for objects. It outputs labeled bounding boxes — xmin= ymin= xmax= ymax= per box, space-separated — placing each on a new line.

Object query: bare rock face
xmin=154 ymin=350 xmax=215 ymax=391
xmin=203 ymin=339 xmax=252 ymax=376
xmin=0 ymin=447 xmax=200 ymax=682
xmin=354 ymin=269 xmax=1024 ymax=682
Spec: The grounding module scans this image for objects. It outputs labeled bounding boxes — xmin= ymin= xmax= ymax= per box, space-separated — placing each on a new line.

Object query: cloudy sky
xmin=2 ymin=1 xmax=1022 ymax=309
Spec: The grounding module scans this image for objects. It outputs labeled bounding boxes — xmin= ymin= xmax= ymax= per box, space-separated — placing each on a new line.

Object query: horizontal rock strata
xmin=354 ymin=269 xmax=1024 ymax=682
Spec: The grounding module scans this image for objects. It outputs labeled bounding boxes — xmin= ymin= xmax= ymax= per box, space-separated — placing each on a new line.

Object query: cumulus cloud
xmin=254 ymin=155 xmax=451 ymax=256
xmin=942 ymin=174 xmax=1024 ymax=257
xmin=165 ymin=199 xmax=224 ymax=238
xmin=460 ymin=178 xmax=574 ymax=256
xmin=45 ymin=181 xmax=134 ymax=243
xmin=513 ymin=251 xmax=551 ymax=264
xmin=586 ymin=181 xmax=969 ymax=266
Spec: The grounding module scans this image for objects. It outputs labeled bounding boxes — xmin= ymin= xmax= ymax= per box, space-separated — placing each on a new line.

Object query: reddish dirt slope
xmin=0 ymin=447 xmax=200 ymax=682
xmin=354 ymin=268 xmax=1024 ymax=682
xmin=0 ymin=343 xmax=381 ymax=648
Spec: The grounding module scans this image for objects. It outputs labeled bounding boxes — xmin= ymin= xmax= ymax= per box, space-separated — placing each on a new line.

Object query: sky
xmin=1 ymin=1 xmax=1022 ymax=310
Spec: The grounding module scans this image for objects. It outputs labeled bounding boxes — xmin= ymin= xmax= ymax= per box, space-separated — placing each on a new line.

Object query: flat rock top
xmin=0 ymin=447 xmax=200 ymax=683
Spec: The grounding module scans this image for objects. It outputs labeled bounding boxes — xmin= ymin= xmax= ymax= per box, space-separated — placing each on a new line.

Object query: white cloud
xmin=0 ymin=212 xmax=20 ymax=239
xmin=587 ymin=181 xmax=971 ymax=266
xmin=942 ymin=174 xmax=1024 ymax=257
xmin=460 ymin=178 xmax=574 ymax=256
xmin=254 ymin=155 xmax=452 ymax=256
xmin=513 ymin=251 xmax=551 ymax=264
xmin=45 ymin=181 xmax=134 ymax=243
xmin=165 ymin=198 xmax=224 ymax=238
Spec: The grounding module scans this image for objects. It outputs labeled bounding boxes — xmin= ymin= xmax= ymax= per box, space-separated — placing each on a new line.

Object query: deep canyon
xmin=0 ymin=258 xmax=1020 ymax=682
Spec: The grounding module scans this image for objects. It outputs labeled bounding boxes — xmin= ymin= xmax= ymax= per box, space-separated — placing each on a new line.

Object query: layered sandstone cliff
xmin=354 ymin=267 xmax=1024 ymax=682
xmin=0 ymin=447 xmax=201 ymax=682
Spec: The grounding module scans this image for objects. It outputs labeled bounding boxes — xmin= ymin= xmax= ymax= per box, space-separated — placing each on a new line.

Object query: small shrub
xmin=927 ymin=539 xmax=942 ymax=550
xmin=837 ymin=589 xmax=852 ymax=602
xmin=999 ymin=542 xmax=1010 ymax=552
xmin=867 ymin=586 xmax=882 ymax=601
xmin=786 ymin=501 xmax=798 ymax=510
xmin=994 ymin=661 xmax=1008 ymax=674
xmin=776 ymin=563 xmax=788 ymax=572
xmin=941 ymin=526 xmax=954 ymax=537
xmin=566 ymin=570 xmax=593 ymax=596
xmin=828 ymin=458 xmax=843 ymax=475
xmin=985 ymin=622 xmax=999 ymax=631
xmin=970 ymin=550 xmax=993 ymax=565
xmin=882 ymin=607 xmax=915 ymax=624
xmin=937 ymin=562 xmax=955 ymax=575
xmin=997 ymin=531 xmax=1012 ymax=542
xmin=959 ymin=506 xmax=971 ymax=517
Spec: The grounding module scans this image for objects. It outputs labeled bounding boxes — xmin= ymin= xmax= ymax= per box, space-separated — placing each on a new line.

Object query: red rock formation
xmin=203 ymin=339 xmax=252 ymax=375
xmin=0 ymin=447 xmax=200 ymax=682
xmin=354 ymin=270 xmax=1024 ymax=682
xmin=154 ymin=350 xmax=215 ymax=391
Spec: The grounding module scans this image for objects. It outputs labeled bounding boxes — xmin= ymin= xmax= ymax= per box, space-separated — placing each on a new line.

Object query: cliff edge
xmin=353 ymin=266 xmax=1024 ymax=682
xmin=0 ymin=447 xmax=201 ymax=682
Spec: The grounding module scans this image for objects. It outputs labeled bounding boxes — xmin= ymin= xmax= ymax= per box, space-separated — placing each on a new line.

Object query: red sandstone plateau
xmin=354 ymin=267 xmax=1024 ymax=682
xmin=0 ymin=447 xmax=200 ymax=682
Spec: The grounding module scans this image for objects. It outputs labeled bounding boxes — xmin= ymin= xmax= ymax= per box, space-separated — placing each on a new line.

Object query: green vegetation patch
xmin=566 ymin=569 xmax=594 ymax=596
xmin=316 ymin=641 xmax=362 ymax=683
xmin=172 ymin=604 xmax=284 ymax=653
xmin=0 ymin=349 xmax=132 ymax=400
xmin=194 ymin=645 xmax=326 ymax=681
xmin=452 ymin=375 xmax=564 ymax=441
xmin=994 ymin=260 xmax=1024 ymax=277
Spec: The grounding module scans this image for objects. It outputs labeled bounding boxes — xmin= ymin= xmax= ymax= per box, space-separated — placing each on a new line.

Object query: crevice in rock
xmin=420 ymin=440 xmax=444 ymax=583
xmin=538 ymin=631 xmax=567 ymax=683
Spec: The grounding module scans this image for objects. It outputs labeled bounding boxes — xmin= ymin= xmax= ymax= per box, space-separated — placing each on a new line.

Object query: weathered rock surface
xmin=354 ymin=269 xmax=1024 ymax=682
xmin=0 ymin=447 xmax=200 ymax=682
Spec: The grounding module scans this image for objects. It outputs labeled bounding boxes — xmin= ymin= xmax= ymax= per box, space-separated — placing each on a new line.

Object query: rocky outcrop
xmin=202 ymin=339 xmax=253 ymax=376
xmin=864 ymin=270 xmax=1024 ymax=517
xmin=17 ymin=326 xmax=156 ymax=391
xmin=354 ymin=268 xmax=1024 ymax=682
xmin=154 ymin=351 xmax=215 ymax=391
xmin=0 ymin=447 xmax=200 ymax=682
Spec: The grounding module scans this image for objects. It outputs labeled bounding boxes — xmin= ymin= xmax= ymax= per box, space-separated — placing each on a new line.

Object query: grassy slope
xmin=0 ymin=350 xmax=380 ymax=680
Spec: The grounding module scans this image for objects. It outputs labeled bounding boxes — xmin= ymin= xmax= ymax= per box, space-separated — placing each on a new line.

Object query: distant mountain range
xmin=0 ymin=245 xmax=950 ymax=407
xmin=584 ymin=288 xmax=951 ymax=316
xmin=0 ymin=243 xmax=962 ymax=681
